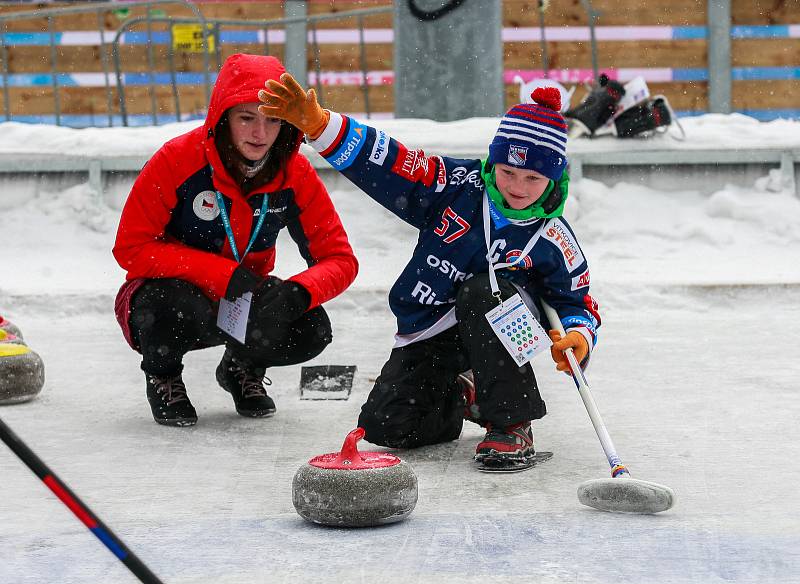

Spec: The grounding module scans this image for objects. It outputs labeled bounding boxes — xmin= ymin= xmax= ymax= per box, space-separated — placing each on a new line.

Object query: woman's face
xmin=228 ymin=102 xmax=283 ymax=161
xmin=494 ymin=163 xmax=550 ymax=210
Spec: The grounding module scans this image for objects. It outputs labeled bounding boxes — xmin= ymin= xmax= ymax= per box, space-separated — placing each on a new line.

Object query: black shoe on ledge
xmin=146 ymin=373 xmax=197 ymax=427
xmin=216 ymin=355 xmax=276 ymax=418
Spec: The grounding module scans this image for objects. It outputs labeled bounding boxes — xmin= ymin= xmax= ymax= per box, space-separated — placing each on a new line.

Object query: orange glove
xmin=548 ymin=330 xmax=589 ymax=373
xmin=257 ymin=73 xmax=330 ymax=140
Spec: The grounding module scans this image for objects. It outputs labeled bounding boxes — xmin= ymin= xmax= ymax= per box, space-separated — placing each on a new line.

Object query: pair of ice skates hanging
xmin=564 ymin=74 xmax=684 ymax=140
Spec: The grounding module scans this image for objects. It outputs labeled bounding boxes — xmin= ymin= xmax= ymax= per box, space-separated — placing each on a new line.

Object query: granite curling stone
xmin=0 ymin=315 xmax=23 ymax=340
xmin=293 ymin=427 xmax=418 ymax=527
xmin=0 ymin=342 xmax=45 ymax=404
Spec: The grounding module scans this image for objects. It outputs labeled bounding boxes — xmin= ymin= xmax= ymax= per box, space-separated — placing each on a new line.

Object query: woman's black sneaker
xmin=146 ymin=374 xmax=197 ymax=427
xmin=216 ymin=356 xmax=276 ymax=417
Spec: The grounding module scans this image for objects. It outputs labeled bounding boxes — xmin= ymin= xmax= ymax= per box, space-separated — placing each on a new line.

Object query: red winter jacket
xmin=113 ymin=54 xmax=357 ymax=344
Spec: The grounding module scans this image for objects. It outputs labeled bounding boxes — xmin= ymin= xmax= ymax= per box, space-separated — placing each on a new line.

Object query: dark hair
xmin=214 ymin=110 xmax=300 ymax=194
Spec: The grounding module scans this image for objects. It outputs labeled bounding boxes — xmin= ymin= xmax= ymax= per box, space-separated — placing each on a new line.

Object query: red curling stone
xmin=292 ymin=427 xmax=418 ymax=527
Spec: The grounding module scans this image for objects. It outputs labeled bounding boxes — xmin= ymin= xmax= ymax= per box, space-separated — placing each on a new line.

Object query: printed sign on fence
xmin=172 ymin=24 xmax=215 ymax=53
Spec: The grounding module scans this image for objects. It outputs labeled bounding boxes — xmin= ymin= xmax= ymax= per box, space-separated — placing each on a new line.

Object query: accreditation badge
xmin=485 ymin=293 xmax=551 ymax=366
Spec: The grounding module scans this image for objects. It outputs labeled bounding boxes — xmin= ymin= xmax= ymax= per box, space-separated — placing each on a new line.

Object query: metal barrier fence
xmin=0 ymin=1 xmax=389 ymax=127
xmin=111 ymin=5 xmax=392 ymax=126
xmin=0 ymin=0 xmax=206 ymax=126
xmin=1 ymin=1 xmax=795 ymax=126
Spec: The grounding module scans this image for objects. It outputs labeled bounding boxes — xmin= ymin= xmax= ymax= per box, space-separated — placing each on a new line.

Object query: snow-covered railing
xmin=0 ymin=153 xmax=147 ymax=203
xmin=0 ymin=114 xmax=797 ymax=201
xmin=0 ymin=145 xmax=796 ymax=201
xmin=567 ymin=147 xmax=798 ymax=195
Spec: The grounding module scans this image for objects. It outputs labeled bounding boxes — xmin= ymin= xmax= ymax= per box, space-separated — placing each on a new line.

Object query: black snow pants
xmin=357 ymin=273 xmax=546 ymax=449
xmin=128 ymin=278 xmax=332 ymax=377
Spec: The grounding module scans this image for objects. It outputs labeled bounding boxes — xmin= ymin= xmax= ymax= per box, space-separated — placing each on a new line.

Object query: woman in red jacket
xmin=113 ymin=54 xmax=358 ymax=427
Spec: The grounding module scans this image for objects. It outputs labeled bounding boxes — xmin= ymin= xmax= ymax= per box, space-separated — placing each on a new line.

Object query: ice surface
xmin=1 ymin=115 xmax=800 ymax=583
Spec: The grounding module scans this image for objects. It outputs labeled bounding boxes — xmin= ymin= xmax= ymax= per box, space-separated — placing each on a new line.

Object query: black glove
xmin=255 ymin=280 xmax=311 ymax=324
xmin=225 ymin=266 xmax=261 ymax=301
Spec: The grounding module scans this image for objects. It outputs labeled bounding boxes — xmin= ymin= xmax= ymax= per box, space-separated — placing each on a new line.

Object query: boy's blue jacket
xmin=309 ymin=113 xmax=601 ymax=353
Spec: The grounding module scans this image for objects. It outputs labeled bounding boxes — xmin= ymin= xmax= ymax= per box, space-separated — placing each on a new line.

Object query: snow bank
xmin=1 ymin=114 xmax=799 ymax=301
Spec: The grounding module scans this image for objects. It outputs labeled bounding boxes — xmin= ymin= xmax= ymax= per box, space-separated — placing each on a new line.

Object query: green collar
xmin=480 ymin=160 xmax=568 ymax=220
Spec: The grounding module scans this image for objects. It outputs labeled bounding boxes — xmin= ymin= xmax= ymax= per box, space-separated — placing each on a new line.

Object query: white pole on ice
xmin=541 ymin=300 xmax=675 ymax=514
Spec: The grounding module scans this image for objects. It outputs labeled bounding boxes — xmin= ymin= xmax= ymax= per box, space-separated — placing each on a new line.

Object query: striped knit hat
xmin=487 ymin=87 xmax=568 ymax=181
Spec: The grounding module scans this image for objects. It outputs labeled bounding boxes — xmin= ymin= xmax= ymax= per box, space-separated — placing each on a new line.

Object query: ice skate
xmin=564 ymin=74 xmax=625 ymax=137
xmin=614 ymin=96 xmax=673 ymax=138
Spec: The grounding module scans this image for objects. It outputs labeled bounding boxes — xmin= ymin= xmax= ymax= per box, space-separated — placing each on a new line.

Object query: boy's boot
xmin=216 ymin=353 xmax=276 ymax=417
xmin=474 ymin=421 xmax=534 ymax=462
xmin=146 ymin=372 xmax=197 ymax=427
xmin=614 ymin=96 xmax=672 ymax=138
xmin=564 ymin=74 xmax=625 ymax=137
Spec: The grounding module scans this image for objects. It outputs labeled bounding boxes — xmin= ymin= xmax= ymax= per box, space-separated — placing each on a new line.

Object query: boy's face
xmin=228 ymin=102 xmax=283 ymax=161
xmin=494 ymin=163 xmax=551 ymax=210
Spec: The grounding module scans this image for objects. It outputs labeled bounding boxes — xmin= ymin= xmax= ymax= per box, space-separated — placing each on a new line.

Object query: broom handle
xmin=0 ymin=417 xmax=165 ymax=584
xmin=540 ymin=300 xmax=630 ymax=478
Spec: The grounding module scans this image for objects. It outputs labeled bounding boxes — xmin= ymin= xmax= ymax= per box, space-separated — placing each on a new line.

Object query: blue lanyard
xmin=215 ymin=191 xmax=269 ymax=264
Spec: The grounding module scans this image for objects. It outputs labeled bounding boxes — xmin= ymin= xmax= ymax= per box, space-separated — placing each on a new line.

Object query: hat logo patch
xmin=508 ymin=145 xmax=528 ymax=166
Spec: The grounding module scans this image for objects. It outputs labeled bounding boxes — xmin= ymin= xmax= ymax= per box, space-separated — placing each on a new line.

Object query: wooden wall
xmin=0 ymin=0 xmax=796 ymax=123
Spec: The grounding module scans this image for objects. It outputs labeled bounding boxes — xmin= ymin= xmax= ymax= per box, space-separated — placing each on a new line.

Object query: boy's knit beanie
xmin=487 ymin=87 xmax=568 ymax=181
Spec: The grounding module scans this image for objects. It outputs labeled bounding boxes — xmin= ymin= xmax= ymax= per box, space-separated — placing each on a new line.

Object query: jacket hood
xmin=203 ymin=54 xmax=303 ymax=194
xmin=205 ymin=53 xmax=285 ymax=131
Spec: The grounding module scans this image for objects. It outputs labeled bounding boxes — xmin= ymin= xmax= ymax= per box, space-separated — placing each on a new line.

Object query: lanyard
xmin=482 ymin=191 xmax=546 ymax=300
xmin=215 ymin=191 xmax=270 ymax=264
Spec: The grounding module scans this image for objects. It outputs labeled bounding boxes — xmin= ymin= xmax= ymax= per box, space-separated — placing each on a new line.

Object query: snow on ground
xmin=1 ymin=115 xmax=800 ymax=583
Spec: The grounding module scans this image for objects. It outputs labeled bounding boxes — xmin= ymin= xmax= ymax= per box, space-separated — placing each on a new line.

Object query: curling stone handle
xmin=336 ymin=428 xmax=366 ymax=466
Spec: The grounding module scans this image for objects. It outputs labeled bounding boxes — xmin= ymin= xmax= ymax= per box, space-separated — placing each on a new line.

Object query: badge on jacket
xmin=193 ymin=191 xmax=221 ymax=221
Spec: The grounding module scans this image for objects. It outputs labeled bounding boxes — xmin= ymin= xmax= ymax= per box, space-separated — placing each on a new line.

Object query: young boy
xmin=259 ymin=75 xmax=600 ymax=465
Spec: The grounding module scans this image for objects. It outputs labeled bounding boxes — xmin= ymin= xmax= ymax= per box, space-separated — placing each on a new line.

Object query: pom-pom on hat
xmin=487 ymin=86 xmax=568 ymax=181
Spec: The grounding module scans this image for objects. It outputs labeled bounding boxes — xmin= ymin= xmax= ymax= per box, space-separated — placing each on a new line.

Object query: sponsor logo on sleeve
xmin=391 ymin=146 xmax=436 ymax=186
xmin=329 ymin=122 xmax=367 ymax=170
xmin=449 ymin=166 xmax=483 ymax=187
xmin=543 ymin=218 xmax=585 ymax=273
xmin=583 ymin=294 xmax=601 ymax=327
xmin=192 ymin=191 xmax=220 ymax=221
xmin=434 ymin=156 xmax=447 ymax=192
xmin=563 ymin=315 xmax=596 ymax=336
xmin=508 ymin=144 xmax=528 ymax=166
xmin=571 ymin=268 xmax=590 ymax=290
xmin=369 ymin=129 xmax=389 ymax=166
